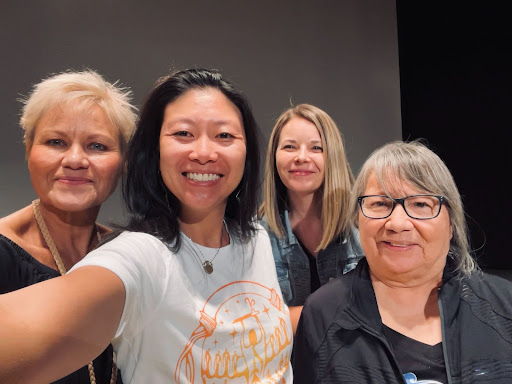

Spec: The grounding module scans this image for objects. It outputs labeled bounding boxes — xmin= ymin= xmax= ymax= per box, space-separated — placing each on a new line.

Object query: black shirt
xmin=297 ymin=238 xmax=321 ymax=294
xmin=383 ymin=324 xmax=447 ymax=384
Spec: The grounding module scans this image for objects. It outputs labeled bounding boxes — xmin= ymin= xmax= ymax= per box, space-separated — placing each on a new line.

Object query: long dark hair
xmin=122 ymin=68 xmax=261 ymax=250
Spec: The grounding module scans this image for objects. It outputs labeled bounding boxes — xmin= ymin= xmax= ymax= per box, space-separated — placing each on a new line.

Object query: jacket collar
xmin=333 ymin=259 xmax=384 ymax=332
xmin=334 ymin=257 xmax=464 ymax=332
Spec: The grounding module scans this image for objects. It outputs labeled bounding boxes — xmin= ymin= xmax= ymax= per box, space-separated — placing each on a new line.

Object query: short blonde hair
xmin=260 ymin=103 xmax=355 ymax=251
xmin=20 ymin=69 xmax=137 ymax=154
xmin=350 ymin=140 xmax=476 ymax=275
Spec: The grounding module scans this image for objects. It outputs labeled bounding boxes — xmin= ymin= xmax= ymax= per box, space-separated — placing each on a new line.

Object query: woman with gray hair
xmin=0 ymin=69 xmax=137 ymax=383
xmin=293 ymin=140 xmax=512 ymax=383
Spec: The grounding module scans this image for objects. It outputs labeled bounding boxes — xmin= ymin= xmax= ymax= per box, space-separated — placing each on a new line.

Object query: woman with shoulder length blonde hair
xmin=259 ymin=103 xmax=364 ymax=333
xmin=0 ymin=69 xmax=137 ymax=384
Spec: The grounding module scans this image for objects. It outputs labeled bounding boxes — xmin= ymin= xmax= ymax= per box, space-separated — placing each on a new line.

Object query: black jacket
xmin=293 ymin=258 xmax=512 ymax=383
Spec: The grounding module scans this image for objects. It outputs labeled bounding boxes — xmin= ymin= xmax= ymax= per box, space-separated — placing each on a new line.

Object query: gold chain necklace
xmin=32 ymin=199 xmax=117 ymax=384
xmin=184 ymin=220 xmax=226 ymax=274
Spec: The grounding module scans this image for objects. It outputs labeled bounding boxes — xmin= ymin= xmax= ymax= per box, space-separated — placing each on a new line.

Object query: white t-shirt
xmin=71 ymin=224 xmax=293 ymax=383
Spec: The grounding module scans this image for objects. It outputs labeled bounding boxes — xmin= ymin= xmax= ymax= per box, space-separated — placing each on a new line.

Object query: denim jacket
xmin=260 ymin=210 xmax=364 ymax=307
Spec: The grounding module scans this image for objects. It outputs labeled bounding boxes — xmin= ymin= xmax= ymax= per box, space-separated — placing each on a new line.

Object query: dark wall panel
xmin=396 ymin=2 xmax=511 ymax=269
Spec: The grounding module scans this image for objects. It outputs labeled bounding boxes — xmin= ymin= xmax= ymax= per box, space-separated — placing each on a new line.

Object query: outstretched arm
xmin=289 ymin=305 xmax=303 ymax=335
xmin=0 ymin=266 xmax=125 ymax=384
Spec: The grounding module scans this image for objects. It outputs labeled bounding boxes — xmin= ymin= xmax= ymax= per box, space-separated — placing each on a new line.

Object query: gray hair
xmin=350 ymin=140 xmax=476 ymax=275
xmin=20 ymin=69 xmax=137 ymax=154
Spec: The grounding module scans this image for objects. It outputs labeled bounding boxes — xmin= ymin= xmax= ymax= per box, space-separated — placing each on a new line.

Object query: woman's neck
xmin=287 ymin=190 xmax=323 ymax=256
xmin=179 ymin=208 xmax=228 ymax=248
xmin=287 ymin=190 xmax=321 ymax=220
xmin=371 ymin=272 xmax=443 ymax=345
xmin=34 ymin=201 xmax=101 ymax=269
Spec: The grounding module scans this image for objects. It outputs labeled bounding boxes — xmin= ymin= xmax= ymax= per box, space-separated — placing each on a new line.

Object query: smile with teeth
xmin=185 ymin=172 xmax=222 ymax=182
xmin=387 ymin=242 xmax=409 ymax=247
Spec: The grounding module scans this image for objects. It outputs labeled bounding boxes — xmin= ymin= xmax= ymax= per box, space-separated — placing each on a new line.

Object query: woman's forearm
xmin=0 ymin=266 xmax=125 ymax=383
xmin=289 ymin=305 xmax=304 ymax=336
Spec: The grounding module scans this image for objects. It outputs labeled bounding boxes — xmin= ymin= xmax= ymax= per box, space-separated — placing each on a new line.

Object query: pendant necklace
xmin=32 ymin=199 xmax=117 ymax=384
xmin=185 ymin=220 xmax=226 ymax=274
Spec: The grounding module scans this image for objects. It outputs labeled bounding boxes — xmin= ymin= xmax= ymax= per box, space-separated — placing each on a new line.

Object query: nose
xmin=384 ymin=203 xmax=414 ymax=232
xmin=294 ymin=146 xmax=310 ymax=163
xmin=189 ymin=135 xmax=218 ymax=164
xmin=61 ymin=144 xmax=89 ymax=169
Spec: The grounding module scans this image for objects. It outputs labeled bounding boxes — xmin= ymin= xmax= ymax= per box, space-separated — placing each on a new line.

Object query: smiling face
xmin=27 ymin=103 xmax=122 ymax=213
xmin=159 ymin=88 xmax=246 ymax=220
xmin=275 ymin=117 xmax=325 ymax=198
xmin=359 ymin=172 xmax=453 ymax=286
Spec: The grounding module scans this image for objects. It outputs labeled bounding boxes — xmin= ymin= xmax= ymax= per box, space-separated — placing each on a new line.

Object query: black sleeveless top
xmin=0 ymin=234 xmax=121 ymax=384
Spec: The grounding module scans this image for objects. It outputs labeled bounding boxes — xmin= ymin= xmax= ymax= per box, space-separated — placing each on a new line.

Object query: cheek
xmin=314 ymin=154 xmax=325 ymax=171
xmin=233 ymin=147 xmax=247 ymax=180
xmin=98 ymin=155 xmax=123 ymax=187
xmin=27 ymin=151 xmax=51 ymax=176
xmin=430 ymin=226 xmax=452 ymax=258
xmin=275 ymin=152 xmax=287 ymax=169
xmin=158 ymin=141 xmax=182 ymax=175
xmin=275 ymin=155 xmax=288 ymax=180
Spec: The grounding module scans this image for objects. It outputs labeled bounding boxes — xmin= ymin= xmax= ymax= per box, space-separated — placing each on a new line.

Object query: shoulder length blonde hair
xmin=260 ymin=104 xmax=354 ymax=251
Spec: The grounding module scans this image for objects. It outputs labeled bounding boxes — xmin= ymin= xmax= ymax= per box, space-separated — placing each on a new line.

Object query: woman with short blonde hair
xmin=0 ymin=69 xmax=137 ymax=384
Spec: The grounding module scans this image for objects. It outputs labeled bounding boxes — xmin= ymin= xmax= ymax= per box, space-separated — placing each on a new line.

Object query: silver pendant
xmin=203 ymin=260 xmax=214 ymax=274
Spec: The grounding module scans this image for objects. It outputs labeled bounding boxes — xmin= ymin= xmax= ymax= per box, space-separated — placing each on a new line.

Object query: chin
xmin=287 ymin=185 xmax=320 ymax=195
xmin=48 ymin=197 xmax=102 ymax=213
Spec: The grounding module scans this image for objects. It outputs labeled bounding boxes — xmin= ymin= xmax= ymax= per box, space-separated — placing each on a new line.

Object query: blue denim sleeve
xmin=259 ymin=216 xmax=293 ymax=305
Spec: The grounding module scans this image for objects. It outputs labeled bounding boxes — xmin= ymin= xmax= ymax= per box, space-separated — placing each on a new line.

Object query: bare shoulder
xmin=0 ymin=205 xmax=35 ymax=244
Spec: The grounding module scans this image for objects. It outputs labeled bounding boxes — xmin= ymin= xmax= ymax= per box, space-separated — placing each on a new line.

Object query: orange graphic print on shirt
xmin=176 ymin=281 xmax=292 ymax=383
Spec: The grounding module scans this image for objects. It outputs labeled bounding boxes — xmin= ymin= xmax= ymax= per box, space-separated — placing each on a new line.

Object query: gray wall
xmin=0 ymin=0 xmax=401 ymax=225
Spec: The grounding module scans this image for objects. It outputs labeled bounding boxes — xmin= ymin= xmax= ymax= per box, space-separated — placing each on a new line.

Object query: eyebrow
xmin=37 ymin=128 xmax=117 ymax=140
xmin=280 ymin=138 xmax=322 ymax=143
xmin=164 ymin=117 xmax=241 ymax=127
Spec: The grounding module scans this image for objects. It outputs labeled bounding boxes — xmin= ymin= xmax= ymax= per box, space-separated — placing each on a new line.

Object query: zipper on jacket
xmin=360 ymin=325 xmax=408 ymax=384
xmin=438 ymin=287 xmax=454 ymax=384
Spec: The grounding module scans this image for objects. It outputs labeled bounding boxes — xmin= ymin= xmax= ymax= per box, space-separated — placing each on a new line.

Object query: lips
xmin=289 ymin=169 xmax=314 ymax=175
xmin=382 ymin=241 xmax=416 ymax=249
xmin=56 ymin=176 xmax=92 ymax=184
xmin=387 ymin=242 xmax=409 ymax=247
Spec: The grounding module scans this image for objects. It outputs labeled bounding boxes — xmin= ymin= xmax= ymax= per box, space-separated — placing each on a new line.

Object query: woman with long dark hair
xmin=0 ymin=68 xmax=293 ymax=383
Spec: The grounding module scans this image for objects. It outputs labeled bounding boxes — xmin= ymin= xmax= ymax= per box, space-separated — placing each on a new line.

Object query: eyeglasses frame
xmin=357 ymin=194 xmax=446 ymax=220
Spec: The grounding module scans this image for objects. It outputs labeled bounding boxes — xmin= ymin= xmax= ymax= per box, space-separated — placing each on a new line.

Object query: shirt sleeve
xmin=69 ymin=232 xmax=171 ymax=337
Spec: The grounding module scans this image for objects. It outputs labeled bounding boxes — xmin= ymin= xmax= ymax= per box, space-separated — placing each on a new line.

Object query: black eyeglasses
xmin=358 ymin=194 xmax=446 ymax=220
